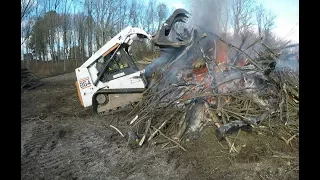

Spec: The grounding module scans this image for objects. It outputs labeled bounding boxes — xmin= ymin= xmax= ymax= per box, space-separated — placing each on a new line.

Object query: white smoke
xmin=187 ymin=0 xmax=232 ymax=36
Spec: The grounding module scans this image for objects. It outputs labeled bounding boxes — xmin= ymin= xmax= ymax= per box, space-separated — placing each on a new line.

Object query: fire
xmin=193 ymin=67 xmax=208 ymax=83
xmin=215 ymin=40 xmax=230 ymax=72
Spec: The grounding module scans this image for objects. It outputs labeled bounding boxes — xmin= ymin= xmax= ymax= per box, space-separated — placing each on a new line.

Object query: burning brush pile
xmin=120 ymin=9 xmax=299 ymax=151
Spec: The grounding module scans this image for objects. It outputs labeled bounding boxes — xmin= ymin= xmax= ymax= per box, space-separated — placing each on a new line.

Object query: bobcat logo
xmin=79 ymin=77 xmax=92 ymax=89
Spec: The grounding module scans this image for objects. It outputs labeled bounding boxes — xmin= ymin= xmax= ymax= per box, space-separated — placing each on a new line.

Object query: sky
xmin=22 ymin=0 xmax=299 ymax=56
xmin=256 ymin=0 xmax=299 ymax=43
xmin=157 ymin=0 xmax=299 ymax=43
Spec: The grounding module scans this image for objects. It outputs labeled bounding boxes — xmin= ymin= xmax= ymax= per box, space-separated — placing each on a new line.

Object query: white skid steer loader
xmin=75 ymin=9 xmax=190 ymax=115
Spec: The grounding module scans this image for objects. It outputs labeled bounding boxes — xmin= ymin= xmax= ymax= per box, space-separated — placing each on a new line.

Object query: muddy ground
xmin=21 ymin=72 xmax=299 ymax=180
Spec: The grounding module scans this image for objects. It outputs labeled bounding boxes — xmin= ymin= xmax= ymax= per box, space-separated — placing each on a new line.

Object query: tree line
xmin=21 ymin=0 xmax=291 ymax=72
xmin=21 ymin=0 xmax=171 ymax=71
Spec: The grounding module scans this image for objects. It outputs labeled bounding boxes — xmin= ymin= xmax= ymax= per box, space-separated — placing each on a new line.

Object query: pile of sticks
xmin=118 ymin=30 xmax=299 ymax=152
xmin=21 ymin=66 xmax=42 ymax=91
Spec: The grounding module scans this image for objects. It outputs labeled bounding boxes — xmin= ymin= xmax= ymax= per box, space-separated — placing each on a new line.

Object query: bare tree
xmin=40 ymin=0 xmax=62 ymax=70
xmin=119 ymin=0 xmax=129 ymax=31
xmin=22 ymin=0 xmax=189 ymax=74
xmin=103 ymin=0 xmax=116 ymax=44
xmin=262 ymin=11 xmax=276 ymax=45
xmin=84 ymin=0 xmax=93 ymax=57
xmin=72 ymin=2 xmax=77 ymax=65
xmin=91 ymin=0 xmax=102 ymax=50
xmin=28 ymin=16 xmax=48 ymax=62
xmin=256 ymin=4 xmax=264 ymax=38
xmin=21 ymin=0 xmax=36 ymax=22
xmin=75 ymin=13 xmax=86 ymax=63
xmin=58 ymin=0 xmax=73 ymax=71
xmin=255 ymin=4 xmax=276 ymax=46
xmin=21 ymin=0 xmax=37 ymax=48
xmin=139 ymin=2 xmax=150 ymax=31
xmin=146 ymin=0 xmax=157 ymax=34
xmin=219 ymin=0 xmax=231 ymax=37
xmin=231 ymin=0 xmax=255 ymax=49
xmin=91 ymin=0 xmax=115 ymax=49
xmin=128 ymin=0 xmax=137 ymax=26
xmin=157 ymin=3 xmax=168 ymax=31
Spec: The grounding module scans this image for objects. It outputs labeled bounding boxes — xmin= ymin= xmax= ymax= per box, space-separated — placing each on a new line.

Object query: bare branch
xmin=21 ymin=0 xmax=36 ymax=22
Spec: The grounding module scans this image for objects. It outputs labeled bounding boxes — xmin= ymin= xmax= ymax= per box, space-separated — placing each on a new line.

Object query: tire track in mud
xmin=21 ymin=116 xmax=191 ymax=180
xmin=21 ymin=117 xmax=128 ymax=179
xmin=21 ymin=121 xmax=76 ymax=180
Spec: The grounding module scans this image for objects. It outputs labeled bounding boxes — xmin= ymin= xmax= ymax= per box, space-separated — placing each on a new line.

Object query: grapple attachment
xmin=152 ymin=8 xmax=191 ymax=47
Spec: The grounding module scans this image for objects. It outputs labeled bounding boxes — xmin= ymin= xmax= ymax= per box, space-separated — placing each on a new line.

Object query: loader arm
xmin=74 ymin=9 xmax=190 ymax=115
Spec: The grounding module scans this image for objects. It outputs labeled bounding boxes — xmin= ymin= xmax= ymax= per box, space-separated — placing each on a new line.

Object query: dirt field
xmin=21 ymin=72 xmax=298 ymax=180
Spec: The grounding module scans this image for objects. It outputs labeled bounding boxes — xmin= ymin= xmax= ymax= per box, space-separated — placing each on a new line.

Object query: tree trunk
xmin=96 ymin=29 xmax=100 ymax=50
xmin=88 ymin=18 xmax=92 ymax=57
xmin=26 ymin=48 xmax=29 ymax=68
xmin=68 ymin=29 xmax=72 ymax=67
xmin=81 ymin=35 xmax=85 ymax=63
xmin=64 ymin=58 xmax=66 ymax=71
xmin=35 ymin=55 xmax=37 ymax=68
xmin=51 ymin=49 xmax=54 ymax=72
xmin=57 ymin=31 xmax=61 ymax=63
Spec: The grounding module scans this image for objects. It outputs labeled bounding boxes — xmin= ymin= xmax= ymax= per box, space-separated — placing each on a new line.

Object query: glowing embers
xmin=180 ymin=65 xmax=211 ymax=102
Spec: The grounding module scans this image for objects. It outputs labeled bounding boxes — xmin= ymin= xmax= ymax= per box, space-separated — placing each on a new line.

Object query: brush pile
xmin=111 ymin=9 xmax=299 ymax=152
xmin=119 ymin=28 xmax=299 ymax=151
xmin=21 ymin=66 xmax=42 ymax=91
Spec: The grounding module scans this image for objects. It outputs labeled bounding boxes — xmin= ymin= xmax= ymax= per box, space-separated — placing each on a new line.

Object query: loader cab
xmin=96 ymin=45 xmax=140 ymax=83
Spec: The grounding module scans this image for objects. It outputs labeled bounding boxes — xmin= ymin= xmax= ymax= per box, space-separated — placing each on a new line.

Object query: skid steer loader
xmin=75 ymin=9 xmax=190 ymax=115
